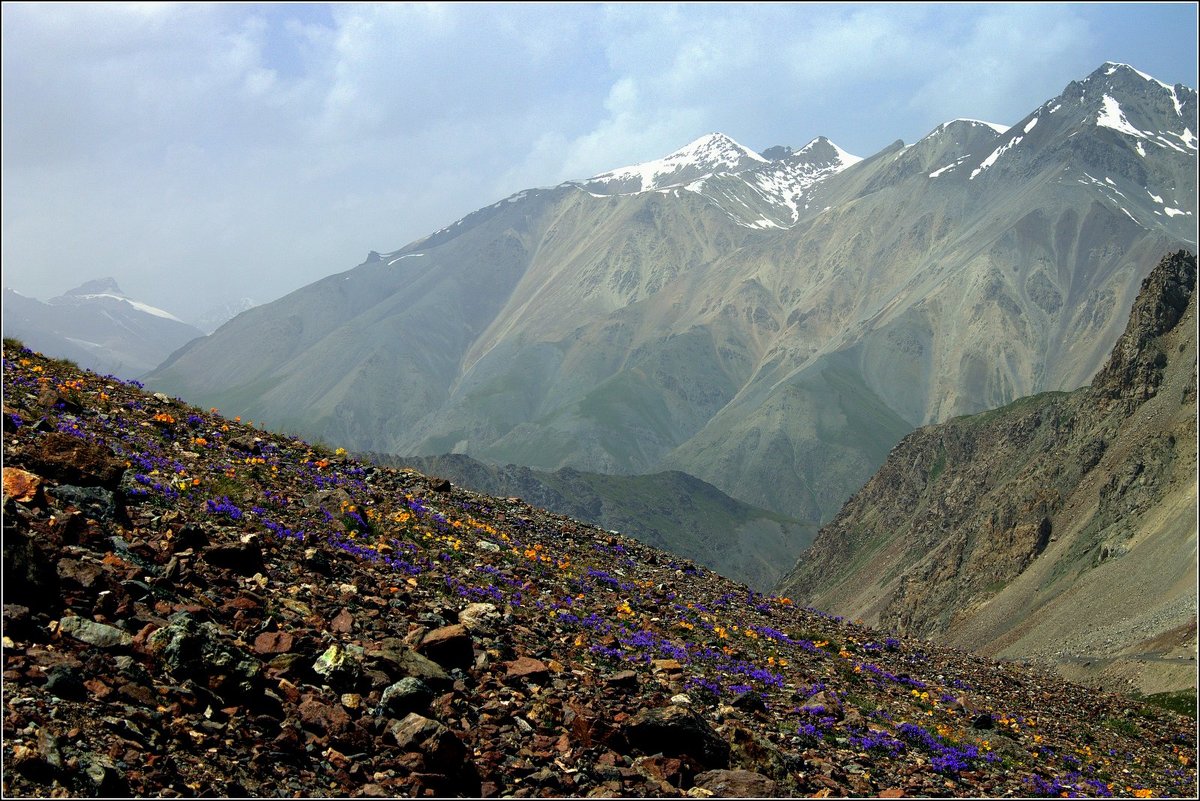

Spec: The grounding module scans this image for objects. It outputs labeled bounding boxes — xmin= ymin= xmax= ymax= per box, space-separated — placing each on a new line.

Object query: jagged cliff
xmin=777 ymin=250 xmax=1198 ymax=694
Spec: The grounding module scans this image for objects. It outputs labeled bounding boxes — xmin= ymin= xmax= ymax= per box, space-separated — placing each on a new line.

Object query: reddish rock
xmin=3 ymin=467 xmax=42 ymax=503
xmin=504 ymin=656 xmax=550 ymax=682
xmin=415 ymin=624 xmax=474 ymax=671
xmin=633 ymin=755 xmax=686 ymax=787
xmin=253 ymin=631 xmax=294 ymax=655
xmin=693 ymin=769 xmax=778 ymax=797
xmin=22 ymin=432 xmax=124 ymax=489
xmin=297 ymin=696 xmax=351 ymax=735
xmin=330 ymin=608 xmax=354 ymax=634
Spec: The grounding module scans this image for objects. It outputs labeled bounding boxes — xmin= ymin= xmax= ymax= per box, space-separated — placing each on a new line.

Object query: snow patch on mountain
xmin=738 ymin=137 xmax=861 ymax=223
xmin=931 ymin=118 xmax=1010 ymax=136
xmin=969 ymin=133 xmax=1024 ymax=179
xmin=583 ymin=133 xmax=768 ymax=194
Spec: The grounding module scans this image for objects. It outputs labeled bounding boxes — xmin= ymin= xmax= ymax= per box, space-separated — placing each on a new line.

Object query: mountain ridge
xmin=371 ymin=451 xmax=817 ymax=591
xmin=145 ymin=62 xmax=1197 ymax=532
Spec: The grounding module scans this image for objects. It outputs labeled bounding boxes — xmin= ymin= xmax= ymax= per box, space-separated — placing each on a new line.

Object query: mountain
xmin=2 ymin=278 xmax=204 ymax=379
xmin=372 ymin=452 xmax=817 ymax=591
xmin=776 ymin=250 xmax=1197 ymax=695
xmin=191 ymin=296 xmax=261 ymax=335
xmin=3 ymin=341 xmax=1195 ymax=797
xmin=146 ymin=63 xmax=1197 ymax=528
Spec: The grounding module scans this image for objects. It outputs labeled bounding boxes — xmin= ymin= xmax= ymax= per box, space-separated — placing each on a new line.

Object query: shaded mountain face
xmin=376 ymin=452 xmax=817 ymax=591
xmin=3 ymin=342 xmax=1196 ymax=798
xmin=146 ymin=63 xmax=1197 ymax=526
xmin=2 ymin=280 xmax=203 ymax=379
xmin=775 ymin=250 xmax=1197 ymax=695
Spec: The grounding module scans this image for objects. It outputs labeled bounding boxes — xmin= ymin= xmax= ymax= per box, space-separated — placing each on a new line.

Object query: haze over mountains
xmin=2 ymin=279 xmax=204 ymax=378
xmin=148 ymin=62 xmax=1196 ymax=532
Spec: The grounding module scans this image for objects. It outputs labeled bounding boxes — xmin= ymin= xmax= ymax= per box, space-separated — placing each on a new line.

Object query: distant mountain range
xmin=777 ymin=249 xmax=1197 ymax=695
xmin=374 ymin=451 xmax=817 ymax=591
xmin=147 ymin=62 xmax=1197 ymax=535
xmin=2 ymin=278 xmax=204 ymax=378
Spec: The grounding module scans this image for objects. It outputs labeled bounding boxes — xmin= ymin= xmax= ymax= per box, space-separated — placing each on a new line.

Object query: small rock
xmin=58 ymin=616 xmax=133 ymax=649
xmin=48 ymin=484 xmax=117 ymax=521
xmin=253 ymin=631 xmax=294 ymax=655
xmin=202 ymin=541 xmax=265 ymax=576
xmin=3 ymin=467 xmax=43 ymax=503
xmin=625 ymin=705 xmax=729 ymax=768
xmin=504 ymin=656 xmax=550 ymax=682
xmin=44 ymin=665 xmax=86 ymax=699
xmin=458 ymin=602 xmax=500 ymax=632
xmin=379 ymin=677 xmax=434 ymax=718
xmin=313 ymin=643 xmax=362 ymax=687
xmin=693 ymin=769 xmax=778 ymax=797
xmin=330 ymin=608 xmax=355 ymax=634
xmin=971 ymin=713 xmax=995 ymax=730
xmin=415 ymin=624 xmax=474 ymax=671
xmin=605 ymin=670 xmax=639 ymax=688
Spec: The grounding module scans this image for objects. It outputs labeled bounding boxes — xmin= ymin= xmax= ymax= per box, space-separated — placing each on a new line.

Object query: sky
xmin=3 ymin=2 xmax=1198 ymax=324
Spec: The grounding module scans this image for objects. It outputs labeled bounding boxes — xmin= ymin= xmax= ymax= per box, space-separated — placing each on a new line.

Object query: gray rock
xmin=58 ymin=616 xmax=133 ymax=649
xmin=625 ymin=704 xmax=730 ymax=768
xmin=48 ymin=484 xmax=118 ymax=521
xmin=146 ymin=612 xmax=260 ymax=700
xmin=379 ymin=677 xmax=434 ymax=718
xmin=693 ymin=769 xmax=779 ymax=797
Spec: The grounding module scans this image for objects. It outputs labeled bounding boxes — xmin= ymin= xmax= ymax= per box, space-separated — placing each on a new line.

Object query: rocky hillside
xmin=374 ymin=452 xmax=816 ymax=592
xmin=4 ymin=340 xmax=1197 ymax=798
xmin=777 ymin=250 xmax=1197 ymax=696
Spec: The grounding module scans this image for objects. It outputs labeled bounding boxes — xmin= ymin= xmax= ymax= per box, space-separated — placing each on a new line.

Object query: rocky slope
xmin=4 ymin=339 xmax=1198 ymax=798
xmin=776 ymin=250 xmax=1198 ymax=695
xmin=373 ymin=452 xmax=817 ymax=591
xmin=146 ymin=63 xmax=1198 ymax=528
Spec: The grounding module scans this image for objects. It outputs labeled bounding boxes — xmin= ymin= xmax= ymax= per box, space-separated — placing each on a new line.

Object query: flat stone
xmin=504 ymin=656 xmax=550 ymax=682
xmin=693 ymin=769 xmax=778 ymax=797
xmin=253 ymin=631 xmax=294 ymax=655
xmin=58 ymin=617 xmax=133 ymax=649
xmin=3 ymin=467 xmax=42 ymax=503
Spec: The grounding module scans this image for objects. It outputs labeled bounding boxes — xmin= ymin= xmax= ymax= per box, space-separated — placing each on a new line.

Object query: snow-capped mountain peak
xmin=581 ymin=132 xmax=768 ymax=195
xmin=792 ymin=136 xmax=863 ymax=168
xmin=49 ymin=278 xmax=186 ymax=323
